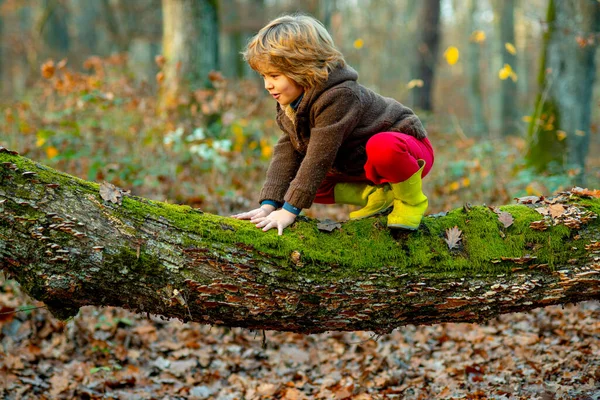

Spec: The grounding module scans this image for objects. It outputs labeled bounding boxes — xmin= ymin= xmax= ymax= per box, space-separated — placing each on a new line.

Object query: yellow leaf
xmin=260 ymin=138 xmax=272 ymax=159
xmin=526 ymin=184 xmax=542 ymax=196
xmin=46 ymin=146 xmax=59 ymax=159
xmin=449 ymin=181 xmax=460 ymax=192
xmin=461 ymin=177 xmax=471 ymax=188
xmin=444 ymin=46 xmax=459 ymax=65
xmin=522 ymin=115 xmax=532 ymax=123
xmin=510 ymin=71 xmax=518 ymax=82
xmin=232 ymin=124 xmax=244 ymax=152
xmin=556 ymin=130 xmax=567 ymax=141
xmin=575 ymin=130 xmax=586 ymax=136
xmin=470 ymin=30 xmax=486 ymax=43
xmin=498 ymin=64 xmax=513 ymax=80
xmin=505 ymin=42 xmax=517 ymax=55
xmin=36 ymin=137 xmax=46 ymax=147
xmin=406 ymin=79 xmax=424 ymax=89
xmin=353 ymin=39 xmax=364 ymax=49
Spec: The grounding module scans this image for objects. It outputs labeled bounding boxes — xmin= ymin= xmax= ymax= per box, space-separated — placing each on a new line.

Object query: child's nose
xmin=264 ymin=79 xmax=273 ymax=90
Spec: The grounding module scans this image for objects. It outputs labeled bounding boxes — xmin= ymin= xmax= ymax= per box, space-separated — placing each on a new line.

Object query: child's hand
xmin=232 ymin=204 xmax=275 ymax=221
xmin=253 ymin=209 xmax=297 ymax=236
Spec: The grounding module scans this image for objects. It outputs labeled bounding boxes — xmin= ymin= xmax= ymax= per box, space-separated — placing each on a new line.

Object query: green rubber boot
xmin=388 ymin=160 xmax=428 ymax=230
xmin=334 ymin=183 xmax=394 ymax=220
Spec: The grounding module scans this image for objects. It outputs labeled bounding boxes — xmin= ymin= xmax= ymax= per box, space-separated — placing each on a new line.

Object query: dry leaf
xmin=498 ymin=212 xmax=514 ymax=228
xmin=444 ymin=226 xmax=462 ymax=250
xmin=41 ymin=60 xmax=55 ymax=79
xmin=282 ymin=387 xmax=303 ymax=400
xmin=571 ymin=187 xmax=600 ymax=198
xmin=514 ymin=195 xmax=542 ymax=204
xmin=317 ymin=219 xmax=341 ymax=232
xmin=535 ymin=207 xmax=550 ymax=216
xmin=549 ymin=204 xmax=566 ymax=218
xmin=100 ymin=181 xmax=123 ymax=204
xmin=49 ymin=370 xmax=71 ymax=397
xmin=257 ymin=383 xmax=278 ymax=397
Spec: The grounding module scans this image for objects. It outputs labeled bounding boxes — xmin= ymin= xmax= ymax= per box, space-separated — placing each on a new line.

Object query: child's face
xmin=260 ymin=68 xmax=304 ymax=106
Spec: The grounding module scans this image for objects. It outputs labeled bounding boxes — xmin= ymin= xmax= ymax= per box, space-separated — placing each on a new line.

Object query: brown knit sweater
xmin=259 ymin=65 xmax=427 ymax=210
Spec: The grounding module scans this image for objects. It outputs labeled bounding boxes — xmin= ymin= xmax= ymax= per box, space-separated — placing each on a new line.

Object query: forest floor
xmin=1 ymin=282 xmax=599 ymax=399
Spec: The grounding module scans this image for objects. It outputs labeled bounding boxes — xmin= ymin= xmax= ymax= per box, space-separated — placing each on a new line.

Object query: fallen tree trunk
xmin=1 ymin=148 xmax=600 ymax=334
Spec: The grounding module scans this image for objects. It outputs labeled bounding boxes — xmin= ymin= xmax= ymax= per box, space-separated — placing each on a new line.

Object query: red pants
xmin=314 ymin=132 xmax=434 ymax=204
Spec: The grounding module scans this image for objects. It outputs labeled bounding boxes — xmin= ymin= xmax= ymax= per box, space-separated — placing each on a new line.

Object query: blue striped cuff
xmin=283 ymin=202 xmax=301 ymax=215
xmin=260 ymin=200 xmax=282 ymax=209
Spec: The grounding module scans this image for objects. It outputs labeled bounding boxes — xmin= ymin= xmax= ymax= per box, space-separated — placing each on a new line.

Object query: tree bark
xmin=411 ymin=0 xmax=441 ymax=112
xmin=526 ymin=0 xmax=599 ymax=182
xmin=1 ymin=149 xmax=600 ymax=334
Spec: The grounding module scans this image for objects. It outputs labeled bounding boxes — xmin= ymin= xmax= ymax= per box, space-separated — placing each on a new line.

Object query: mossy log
xmin=1 ymin=148 xmax=600 ymax=334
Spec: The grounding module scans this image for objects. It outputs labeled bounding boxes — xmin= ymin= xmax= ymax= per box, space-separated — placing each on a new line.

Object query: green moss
xmin=105 ymin=247 xmax=167 ymax=279
xmin=3 ymin=152 xmax=599 ymax=283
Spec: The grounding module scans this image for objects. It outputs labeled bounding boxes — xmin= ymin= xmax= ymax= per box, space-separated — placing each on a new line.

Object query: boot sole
xmin=387 ymin=223 xmax=419 ymax=230
xmin=349 ymin=205 xmax=394 ymax=220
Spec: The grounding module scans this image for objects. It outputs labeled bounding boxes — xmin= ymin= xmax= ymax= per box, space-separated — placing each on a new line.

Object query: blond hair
xmin=243 ymin=14 xmax=345 ymax=88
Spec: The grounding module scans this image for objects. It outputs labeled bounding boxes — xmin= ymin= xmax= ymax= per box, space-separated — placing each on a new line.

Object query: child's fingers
xmin=254 ymin=219 xmax=269 ymax=228
xmin=261 ymin=221 xmax=276 ymax=232
xmin=250 ymin=214 xmax=266 ymax=222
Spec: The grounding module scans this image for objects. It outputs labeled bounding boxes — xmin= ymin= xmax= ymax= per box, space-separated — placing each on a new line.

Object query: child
xmin=232 ymin=14 xmax=434 ymax=236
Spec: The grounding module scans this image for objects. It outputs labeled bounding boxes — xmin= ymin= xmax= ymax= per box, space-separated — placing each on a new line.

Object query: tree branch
xmin=1 ymin=148 xmax=599 ymax=334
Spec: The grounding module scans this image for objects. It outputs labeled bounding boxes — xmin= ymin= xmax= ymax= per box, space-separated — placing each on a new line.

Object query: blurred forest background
xmin=1 ymin=0 xmax=599 ymax=221
xmin=2 ymin=1 xmax=600 ymax=398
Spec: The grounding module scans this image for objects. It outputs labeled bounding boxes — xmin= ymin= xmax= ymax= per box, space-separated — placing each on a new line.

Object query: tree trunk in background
xmin=118 ymin=0 xmax=162 ymax=85
xmin=466 ymin=0 xmax=488 ymax=136
xmin=493 ymin=0 xmax=518 ymax=136
xmin=526 ymin=0 xmax=599 ymax=183
xmin=0 ymin=0 xmax=4 ymax=97
xmin=68 ymin=0 xmax=99 ymax=59
xmin=99 ymin=0 xmax=128 ymax=52
xmin=38 ymin=0 xmax=70 ymax=60
xmin=2 ymin=151 xmax=600 ymax=333
xmin=517 ymin=17 xmax=533 ymax=112
xmin=411 ymin=0 xmax=441 ymax=111
xmin=10 ymin=7 xmax=33 ymax=97
xmin=159 ymin=0 xmax=220 ymax=112
xmin=318 ymin=0 xmax=336 ymax=31
xmin=220 ymin=0 xmax=241 ymax=78
xmin=220 ymin=0 xmax=264 ymax=79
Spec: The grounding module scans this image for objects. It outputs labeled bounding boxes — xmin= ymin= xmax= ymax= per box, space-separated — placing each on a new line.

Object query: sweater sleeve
xmin=259 ymin=133 xmax=303 ymax=205
xmin=394 ymin=109 xmax=427 ymax=139
xmin=283 ymin=89 xmax=362 ymax=209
